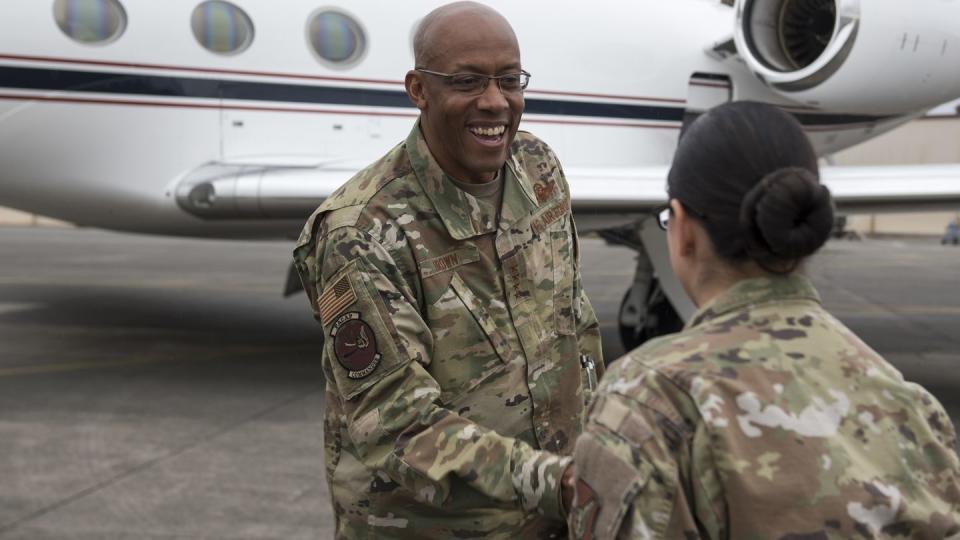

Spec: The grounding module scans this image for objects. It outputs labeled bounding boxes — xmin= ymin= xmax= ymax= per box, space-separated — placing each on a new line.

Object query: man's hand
xmin=560 ymin=462 xmax=575 ymax=516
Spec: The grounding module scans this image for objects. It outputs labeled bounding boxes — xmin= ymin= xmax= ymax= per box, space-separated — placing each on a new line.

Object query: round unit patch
xmin=331 ymin=312 xmax=381 ymax=379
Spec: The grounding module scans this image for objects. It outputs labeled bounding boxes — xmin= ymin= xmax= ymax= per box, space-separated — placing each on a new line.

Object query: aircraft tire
xmin=617 ymin=279 xmax=683 ymax=357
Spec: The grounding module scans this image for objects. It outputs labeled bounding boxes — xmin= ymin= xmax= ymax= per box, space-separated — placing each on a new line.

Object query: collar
xmin=405 ymin=121 xmax=539 ymax=240
xmin=687 ymin=274 xmax=822 ymax=329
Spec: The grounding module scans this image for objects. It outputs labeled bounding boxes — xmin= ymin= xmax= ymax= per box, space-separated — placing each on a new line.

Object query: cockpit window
xmin=307 ymin=9 xmax=367 ymax=67
xmin=53 ymin=0 xmax=127 ymax=44
xmin=191 ymin=1 xmax=254 ymax=55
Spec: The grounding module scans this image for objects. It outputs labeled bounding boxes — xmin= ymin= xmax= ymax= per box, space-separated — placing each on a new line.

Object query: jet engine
xmin=734 ymin=0 xmax=960 ymax=114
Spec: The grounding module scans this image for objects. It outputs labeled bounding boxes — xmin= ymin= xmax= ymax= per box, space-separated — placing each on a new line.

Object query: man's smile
xmin=467 ymin=124 xmax=508 ymax=146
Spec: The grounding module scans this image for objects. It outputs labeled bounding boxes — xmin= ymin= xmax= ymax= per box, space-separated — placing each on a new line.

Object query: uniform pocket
xmin=448 ymin=273 xmax=517 ymax=365
xmin=426 ymin=273 xmax=516 ymax=406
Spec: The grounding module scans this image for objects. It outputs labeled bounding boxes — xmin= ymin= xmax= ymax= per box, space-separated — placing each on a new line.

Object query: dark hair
xmin=667 ymin=101 xmax=834 ymax=273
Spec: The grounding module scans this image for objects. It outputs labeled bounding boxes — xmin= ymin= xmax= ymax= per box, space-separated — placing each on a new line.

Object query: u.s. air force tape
xmin=331 ymin=312 xmax=381 ymax=379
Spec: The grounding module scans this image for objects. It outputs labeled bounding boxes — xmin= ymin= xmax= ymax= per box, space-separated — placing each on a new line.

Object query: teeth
xmin=469 ymin=126 xmax=506 ymax=137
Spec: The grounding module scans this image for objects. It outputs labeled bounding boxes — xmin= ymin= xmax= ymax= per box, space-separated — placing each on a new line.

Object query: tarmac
xmin=0 ymin=227 xmax=958 ymax=538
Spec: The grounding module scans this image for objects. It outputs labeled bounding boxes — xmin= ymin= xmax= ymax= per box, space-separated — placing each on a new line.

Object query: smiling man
xmin=293 ymin=2 xmax=602 ymax=538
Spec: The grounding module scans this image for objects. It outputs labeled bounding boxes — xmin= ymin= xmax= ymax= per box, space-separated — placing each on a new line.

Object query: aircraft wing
xmin=564 ymin=163 xmax=960 ymax=232
xmin=176 ymin=161 xmax=960 ymax=231
xmin=820 ymin=164 xmax=960 ymax=213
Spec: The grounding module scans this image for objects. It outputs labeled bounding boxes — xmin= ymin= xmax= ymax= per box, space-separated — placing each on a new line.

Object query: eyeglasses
xmin=653 ymin=200 xmax=708 ymax=231
xmin=654 ymin=204 xmax=672 ymax=231
xmin=415 ymin=68 xmax=531 ymax=95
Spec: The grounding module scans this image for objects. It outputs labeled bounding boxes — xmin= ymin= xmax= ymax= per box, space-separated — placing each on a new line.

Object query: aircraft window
xmin=53 ymin=0 xmax=127 ymax=44
xmin=191 ymin=1 xmax=254 ymax=55
xmin=307 ymin=9 xmax=367 ymax=67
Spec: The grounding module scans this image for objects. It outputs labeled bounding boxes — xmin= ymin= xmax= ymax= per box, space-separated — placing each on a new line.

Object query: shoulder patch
xmin=319 ymin=274 xmax=357 ymax=326
xmin=331 ymin=312 xmax=382 ymax=379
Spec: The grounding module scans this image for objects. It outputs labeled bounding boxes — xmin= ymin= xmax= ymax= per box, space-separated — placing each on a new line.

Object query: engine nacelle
xmin=734 ymin=0 xmax=960 ymax=115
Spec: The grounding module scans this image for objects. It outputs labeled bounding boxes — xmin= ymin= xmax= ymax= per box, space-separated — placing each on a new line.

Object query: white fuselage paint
xmin=1 ymin=0 xmax=959 ymax=238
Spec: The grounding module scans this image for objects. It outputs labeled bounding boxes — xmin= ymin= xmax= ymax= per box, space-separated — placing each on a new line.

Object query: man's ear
xmin=405 ymin=71 xmax=428 ymax=110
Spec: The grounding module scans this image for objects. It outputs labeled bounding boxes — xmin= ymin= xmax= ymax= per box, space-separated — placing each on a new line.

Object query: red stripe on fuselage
xmin=0 ymin=93 xmax=683 ymax=129
xmin=0 ymin=53 xmax=685 ymax=105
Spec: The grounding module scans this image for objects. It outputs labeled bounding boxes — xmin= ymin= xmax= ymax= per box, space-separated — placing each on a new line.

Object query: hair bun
xmin=739 ymin=167 xmax=834 ymax=264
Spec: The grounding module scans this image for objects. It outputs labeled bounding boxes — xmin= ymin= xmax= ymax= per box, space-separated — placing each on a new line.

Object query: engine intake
xmin=780 ymin=0 xmax=836 ymax=70
xmin=733 ymin=0 xmax=960 ymax=115
xmin=736 ymin=0 xmax=858 ymax=92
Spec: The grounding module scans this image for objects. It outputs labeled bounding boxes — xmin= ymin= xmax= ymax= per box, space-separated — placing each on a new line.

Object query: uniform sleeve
xmin=307 ymin=225 xmax=570 ymax=519
xmin=568 ymin=367 xmax=723 ymax=539
xmin=550 ymin=144 xmax=603 ymax=380
xmin=570 ymin=215 xmax=604 ymax=378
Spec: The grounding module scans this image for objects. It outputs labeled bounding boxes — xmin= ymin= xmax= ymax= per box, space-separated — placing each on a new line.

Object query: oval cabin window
xmin=307 ymin=10 xmax=367 ymax=67
xmin=53 ymin=0 xmax=127 ymax=44
xmin=191 ymin=1 xmax=254 ymax=55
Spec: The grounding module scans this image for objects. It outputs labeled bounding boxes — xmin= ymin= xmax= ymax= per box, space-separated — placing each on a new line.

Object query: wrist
xmin=510 ymin=443 xmax=572 ymax=520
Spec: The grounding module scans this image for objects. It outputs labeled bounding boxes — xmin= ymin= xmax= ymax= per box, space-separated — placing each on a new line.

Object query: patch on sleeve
xmin=570 ymin=478 xmax=600 ymax=540
xmin=533 ymin=181 xmax=556 ymax=205
xmin=573 ymin=433 xmax=651 ymax=539
xmin=318 ymin=274 xmax=357 ymax=326
xmin=331 ymin=312 xmax=382 ymax=379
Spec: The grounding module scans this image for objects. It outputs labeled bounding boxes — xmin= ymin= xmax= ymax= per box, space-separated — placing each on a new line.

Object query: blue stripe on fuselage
xmin=0 ymin=65 xmax=686 ymax=122
xmin=0 ymin=65 xmax=891 ymax=126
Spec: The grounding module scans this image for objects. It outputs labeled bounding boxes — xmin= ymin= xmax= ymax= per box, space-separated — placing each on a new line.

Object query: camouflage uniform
xmin=294 ymin=123 xmax=603 ymax=539
xmin=570 ymin=275 xmax=960 ymax=539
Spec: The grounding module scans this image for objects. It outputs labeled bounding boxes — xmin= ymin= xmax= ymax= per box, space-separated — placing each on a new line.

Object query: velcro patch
xmin=318 ymin=274 xmax=357 ymax=326
xmin=331 ymin=312 xmax=381 ymax=379
xmin=593 ymin=396 xmax=653 ymax=447
xmin=570 ymin=479 xmax=600 ymax=540
xmin=532 ymin=199 xmax=570 ymax=235
xmin=533 ymin=181 xmax=557 ymax=204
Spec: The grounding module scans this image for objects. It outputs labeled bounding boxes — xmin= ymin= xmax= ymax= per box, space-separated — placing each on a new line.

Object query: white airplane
xmin=3 ymin=0 xmax=960 ymax=348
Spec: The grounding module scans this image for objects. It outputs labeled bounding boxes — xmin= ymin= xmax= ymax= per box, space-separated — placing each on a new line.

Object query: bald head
xmin=413 ymin=2 xmax=518 ymax=69
xmin=405 ymin=2 xmax=524 ymax=184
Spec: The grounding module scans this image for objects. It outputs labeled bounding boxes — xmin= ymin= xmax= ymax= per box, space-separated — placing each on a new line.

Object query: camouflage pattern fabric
xmin=570 ymin=275 xmax=960 ymax=539
xmin=293 ymin=122 xmax=603 ymax=539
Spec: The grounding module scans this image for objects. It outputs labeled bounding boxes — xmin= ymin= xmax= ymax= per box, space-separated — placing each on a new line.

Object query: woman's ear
xmin=405 ymin=71 xmax=428 ymax=110
xmin=669 ymin=199 xmax=697 ymax=258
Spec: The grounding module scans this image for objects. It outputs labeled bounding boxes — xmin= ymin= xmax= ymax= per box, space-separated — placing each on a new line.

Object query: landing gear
xmin=618 ymin=278 xmax=683 ymax=352
xmin=600 ymin=219 xmax=691 ymax=358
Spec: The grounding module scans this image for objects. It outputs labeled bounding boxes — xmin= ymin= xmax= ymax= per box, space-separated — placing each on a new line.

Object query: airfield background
xmin=2 ymin=109 xmax=959 ymax=234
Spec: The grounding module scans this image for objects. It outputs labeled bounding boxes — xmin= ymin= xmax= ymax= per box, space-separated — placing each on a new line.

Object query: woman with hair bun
xmin=567 ymin=102 xmax=960 ymax=539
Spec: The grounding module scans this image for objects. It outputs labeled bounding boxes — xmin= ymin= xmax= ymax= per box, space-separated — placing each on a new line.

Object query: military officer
xmin=569 ymin=102 xmax=960 ymax=539
xmin=293 ymin=2 xmax=602 ymax=538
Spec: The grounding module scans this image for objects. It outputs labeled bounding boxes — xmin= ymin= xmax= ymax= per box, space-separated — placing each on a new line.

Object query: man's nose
xmin=476 ymin=79 xmax=510 ymax=111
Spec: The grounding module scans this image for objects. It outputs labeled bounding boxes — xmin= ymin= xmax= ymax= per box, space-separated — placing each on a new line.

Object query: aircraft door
xmin=216 ymin=81 xmax=352 ymax=161
xmin=682 ymin=73 xmax=732 ymax=135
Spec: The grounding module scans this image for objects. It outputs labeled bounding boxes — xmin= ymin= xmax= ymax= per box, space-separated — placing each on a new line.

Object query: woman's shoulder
xmin=602 ymin=307 xmax=833 ymax=421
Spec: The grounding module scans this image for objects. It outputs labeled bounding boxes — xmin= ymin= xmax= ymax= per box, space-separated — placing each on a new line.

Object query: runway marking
xmin=0 ymin=357 xmax=165 ymax=377
xmin=0 ymin=302 xmax=38 ymax=315
xmin=0 ymin=344 xmax=317 ymax=378
xmin=0 ymin=276 xmax=277 ymax=293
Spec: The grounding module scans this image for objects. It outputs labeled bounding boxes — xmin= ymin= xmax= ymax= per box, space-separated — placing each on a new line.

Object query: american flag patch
xmin=318 ymin=275 xmax=357 ymax=326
